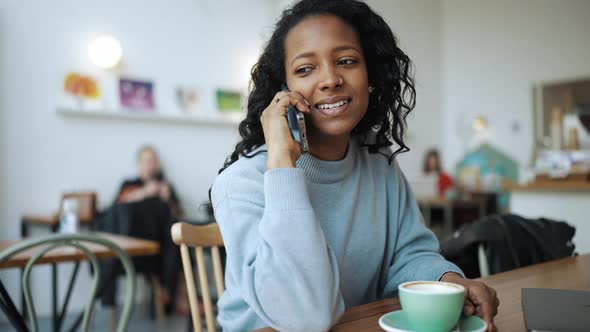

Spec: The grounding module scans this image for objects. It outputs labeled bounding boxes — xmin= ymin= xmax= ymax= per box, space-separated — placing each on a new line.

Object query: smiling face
xmin=284 ymin=14 xmax=369 ymax=141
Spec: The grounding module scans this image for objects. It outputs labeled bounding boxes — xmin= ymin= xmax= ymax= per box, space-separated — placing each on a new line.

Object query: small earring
xmin=368 ymin=86 xmax=374 ymax=93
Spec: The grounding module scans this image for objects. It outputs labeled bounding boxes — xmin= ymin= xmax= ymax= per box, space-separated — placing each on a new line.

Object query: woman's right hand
xmin=143 ymin=180 xmax=160 ymax=198
xmin=260 ymin=90 xmax=310 ymax=170
xmin=158 ymin=182 xmax=171 ymax=201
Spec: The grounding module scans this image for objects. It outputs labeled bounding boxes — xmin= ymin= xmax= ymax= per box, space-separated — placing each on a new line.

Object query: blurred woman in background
xmin=99 ymin=145 xmax=185 ymax=314
xmin=118 ymin=145 xmax=180 ymax=216
xmin=424 ymin=148 xmax=454 ymax=196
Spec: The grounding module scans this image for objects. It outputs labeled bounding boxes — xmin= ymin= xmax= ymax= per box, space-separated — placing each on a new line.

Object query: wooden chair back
xmin=171 ymin=222 xmax=224 ymax=332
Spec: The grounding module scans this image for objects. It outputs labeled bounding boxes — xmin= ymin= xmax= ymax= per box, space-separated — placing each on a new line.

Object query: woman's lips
xmin=314 ymin=99 xmax=351 ymax=116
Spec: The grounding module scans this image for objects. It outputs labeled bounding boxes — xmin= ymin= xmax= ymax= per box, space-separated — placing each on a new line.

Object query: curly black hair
xmin=219 ymin=0 xmax=416 ymax=174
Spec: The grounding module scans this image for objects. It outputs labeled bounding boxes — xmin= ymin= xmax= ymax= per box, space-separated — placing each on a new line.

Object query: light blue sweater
xmin=210 ymin=139 xmax=463 ymax=332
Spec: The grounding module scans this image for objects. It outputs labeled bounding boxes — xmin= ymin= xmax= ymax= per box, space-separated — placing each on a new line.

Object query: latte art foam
xmin=403 ymin=282 xmax=463 ymax=294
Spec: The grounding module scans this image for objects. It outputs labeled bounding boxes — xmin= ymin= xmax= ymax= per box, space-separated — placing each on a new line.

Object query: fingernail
xmin=304 ymin=99 xmax=310 ymax=106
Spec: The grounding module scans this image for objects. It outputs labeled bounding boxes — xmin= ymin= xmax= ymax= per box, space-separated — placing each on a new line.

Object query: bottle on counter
xmin=566 ymin=127 xmax=580 ymax=150
xmin=550 ymin=107 xmax=564 ymax=150
xmin=59 ymin=198 xmax=79 ymax=233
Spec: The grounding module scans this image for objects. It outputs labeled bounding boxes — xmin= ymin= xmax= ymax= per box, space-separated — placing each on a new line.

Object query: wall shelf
xmin=56 ymin=108 xmax=243 ymax=127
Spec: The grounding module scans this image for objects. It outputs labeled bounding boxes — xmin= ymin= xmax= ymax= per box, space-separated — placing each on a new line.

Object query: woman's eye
xmin=295 ymin=67 xmax=312 ymax=74
xmin=338 ymin=58 xmax=356 ymax=66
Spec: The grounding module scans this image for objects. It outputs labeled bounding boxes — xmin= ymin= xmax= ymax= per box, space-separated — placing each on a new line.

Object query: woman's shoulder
xmin=211 ymin=146 xmax=267 ymax=204
xmin=120 ymin=177 xmax=142 ymax=188
xmin=219 ymin=146 xmax=268 ymax=180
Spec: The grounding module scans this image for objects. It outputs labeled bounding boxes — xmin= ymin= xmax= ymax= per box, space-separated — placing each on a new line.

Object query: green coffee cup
xmin=398 ymin=281 xmax=465 ymax=332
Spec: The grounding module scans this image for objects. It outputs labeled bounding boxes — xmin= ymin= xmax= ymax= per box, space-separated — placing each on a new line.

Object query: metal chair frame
xmin=0 ymin=234 xmax=136 ymax=332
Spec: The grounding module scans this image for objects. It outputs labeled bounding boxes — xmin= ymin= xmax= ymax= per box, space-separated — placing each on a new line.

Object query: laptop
xmin=408 ymin=174 xmax=438 ymax=199
xmin=522 ymin=288 xmax=590 ymax=332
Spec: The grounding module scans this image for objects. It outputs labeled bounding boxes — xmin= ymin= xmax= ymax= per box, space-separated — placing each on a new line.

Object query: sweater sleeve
xmin=382 ymin=162 xmax=464 ymax=298
xmin=211 ymin=168 xmax=345 ymax=331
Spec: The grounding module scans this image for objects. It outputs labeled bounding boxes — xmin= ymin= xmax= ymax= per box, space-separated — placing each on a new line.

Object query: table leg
xmin=420 ymin=204 xmax=432 ymax=228
xmin=478 ymin=198 xmax=486 ymax=220
xmin=51 ymin=264 xmax=58 ymax=331
xmin=69 ymin=264 xmax=119 ymax=332
xmin=50 ymin=224 xmax=59 ymax=332
xmin=56 ymin=262 xmax=80 ymax=331
xmin=0 ymin=278 xmax=29 ymax=332
xmin=20 ymin=220 xmax=28 ymax=320
xmin=443 ymin=205 xmax=453 ymax=238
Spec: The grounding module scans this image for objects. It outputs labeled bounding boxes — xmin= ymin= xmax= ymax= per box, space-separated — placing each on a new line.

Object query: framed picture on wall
xmin=62 ymin=72 xmax=103 ymax=110
xmin=176 ymin=86 xmax=199 ymax=112
xmin=532 ymin=76 xmax=590 ymax=165
xmin=215 ymin=88 xmax=243 ymax=113
xmin=119 ymin=78 xmax=155 ymax=111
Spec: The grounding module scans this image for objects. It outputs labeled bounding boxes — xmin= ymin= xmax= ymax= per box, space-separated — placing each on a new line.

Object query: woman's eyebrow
xmin=291 ymin=51 xmax=315 ymax=65
xmin=290 ymin=45 xmax=361 ymax=66
xmin=332 ymin=45 xmax=361 ymax=54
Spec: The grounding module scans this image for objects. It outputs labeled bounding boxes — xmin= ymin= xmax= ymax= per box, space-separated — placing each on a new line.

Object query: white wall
xmin=367 ymin=0 xmax=444 ymax=175
xmin=0 ymin=0 xmax=276 ymax=235
xmin=0 ymin=0 xmax=275 ymax=317
xmin=441 ymin=0 xmax=590 ymax=171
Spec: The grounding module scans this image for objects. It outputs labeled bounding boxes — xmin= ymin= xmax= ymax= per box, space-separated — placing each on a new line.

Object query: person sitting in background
xmin=118 ymin=145 xmax=180 ymax=216
xmin=98 ymin=145 xmax=182 ymax=313
xmin=424 ymin=148 xmax=454 ymax=196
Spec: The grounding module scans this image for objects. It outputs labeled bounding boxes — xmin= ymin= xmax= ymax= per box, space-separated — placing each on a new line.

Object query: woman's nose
xmin=319 ymin=67 xmax=342 ymax=91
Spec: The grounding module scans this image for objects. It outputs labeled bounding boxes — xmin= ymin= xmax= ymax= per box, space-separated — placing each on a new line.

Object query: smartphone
xmin=282 ymin=85 xmax=309 ymax=153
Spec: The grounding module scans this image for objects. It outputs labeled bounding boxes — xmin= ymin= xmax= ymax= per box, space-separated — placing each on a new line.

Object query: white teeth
xmin=317 ymin=99 xmax=349 ymax=109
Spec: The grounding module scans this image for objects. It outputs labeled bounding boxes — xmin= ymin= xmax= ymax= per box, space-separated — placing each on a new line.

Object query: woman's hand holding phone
xmin=260 ymin=90 xmax=310 ymax=170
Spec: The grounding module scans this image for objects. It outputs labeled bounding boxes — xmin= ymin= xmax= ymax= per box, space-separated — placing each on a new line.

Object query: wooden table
xmin=255 ymin=254 xmax=590 ymax=331
xmin=510 ymin=180 xmax=590 ymax=192
xmin=417 ymin=196 xmax=486 ymax=237
xmin=0 ymin=232 xmax=160 ymax=268
xmin=0 ymin=232 xmax=159 ymax=331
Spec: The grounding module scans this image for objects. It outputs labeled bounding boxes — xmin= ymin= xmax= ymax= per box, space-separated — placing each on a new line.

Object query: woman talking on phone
xmin=211 ymin=1 xmax=499 ymax=331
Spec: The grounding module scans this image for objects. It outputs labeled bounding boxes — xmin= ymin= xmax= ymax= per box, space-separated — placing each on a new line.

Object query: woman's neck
xmin=308 ymin=132 xmax=350 ymax=161
xmin=140 ymin=173 xmax=158 ymax=182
